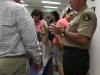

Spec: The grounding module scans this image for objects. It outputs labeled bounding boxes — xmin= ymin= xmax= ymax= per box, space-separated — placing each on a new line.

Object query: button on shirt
xmin=0 ymin=0 xmax=41 ymax=64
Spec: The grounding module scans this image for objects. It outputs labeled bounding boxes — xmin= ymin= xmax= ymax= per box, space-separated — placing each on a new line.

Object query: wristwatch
xmin=61 ymin=30 xmax=66 ymax=37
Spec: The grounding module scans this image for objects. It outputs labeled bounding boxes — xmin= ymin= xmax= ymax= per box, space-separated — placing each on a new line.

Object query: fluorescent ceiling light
xmin=21 ymin=0 xmax=24 ymax=3
xmin=43 ymin=6 xmax=58 ymax=8
xmin=21 ymin=4 xmax=29 ymax=6
xmin=42 ymin=1 xmax=61 ymax=4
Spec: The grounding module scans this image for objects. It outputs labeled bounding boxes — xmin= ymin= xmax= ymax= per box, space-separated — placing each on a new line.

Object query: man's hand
xmin=32 ymin=63 xmax=42 ymax=74
xmin=58 ymin=43 xmax=64 ymax=50
xmin=49 ymin=24 xmax=64 ymax=35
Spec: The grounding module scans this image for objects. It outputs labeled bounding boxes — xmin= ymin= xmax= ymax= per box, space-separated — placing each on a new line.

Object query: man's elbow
xmin=79 ymin=38 xmax=89 ymax=45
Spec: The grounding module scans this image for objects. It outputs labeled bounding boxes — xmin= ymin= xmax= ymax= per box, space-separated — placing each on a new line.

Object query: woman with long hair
xmin=48 ymin=11 xmax=60 ymax=75
xmin=53 ymin=9 xmax=75 ymax=75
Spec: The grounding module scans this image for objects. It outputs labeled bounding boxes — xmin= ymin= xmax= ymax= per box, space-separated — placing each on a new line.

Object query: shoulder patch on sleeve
xmin=81 ymin=14 xmax=92 ymax=21
xmin=82 ymin=22 xmax=91 ymax=26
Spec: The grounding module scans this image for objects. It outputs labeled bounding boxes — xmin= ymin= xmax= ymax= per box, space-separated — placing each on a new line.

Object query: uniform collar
xmin=77 ymin=4 xmax=88 ymax=15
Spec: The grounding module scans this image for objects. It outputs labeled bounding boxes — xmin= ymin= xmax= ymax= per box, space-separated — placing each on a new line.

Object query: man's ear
xmin=14 ymin=0 xmax=21 ymax=3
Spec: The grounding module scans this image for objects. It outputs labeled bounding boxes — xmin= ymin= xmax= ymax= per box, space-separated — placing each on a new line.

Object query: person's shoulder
xmin=80 ymin=7 xmax=97 ymax=21
xmin=10 ymin=2 xmax=29 ymax=15
xmin=38 ymin=20 xmax=42 ymax=26
xmin=14 ymin=3 xmax=25 ymax=10
xmin=57 ymin=18 xmax=61 ymax=22
xmin=5 ymin=1 xmax=26 ymax=13
xmin=41 ymin=19 xmax=46 ymax=23
xmin=83 ymin=7 xmax=96 ymax=16
xmin=41 ymin=20 xmax=47 ymax=25
xmin=80 ymin=7 xmax=97 ymax=24
xmin=58 ymin=18 xmax=68 ymax=23
xmin=7 ymin=1 xmax=24 ymax=8
xmin=3 ymin=1 xmax=27 ymax=15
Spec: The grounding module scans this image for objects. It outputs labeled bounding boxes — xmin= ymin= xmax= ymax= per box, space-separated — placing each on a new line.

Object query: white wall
xmin=87 ymin=0 xmax=100 ymax=75
xmin=25 ymin=7 xmax=62 ymax=18
xmin=62 ymin=4 xmax=70 ymax=16
xmin=62 ymin=0 xmax=100 ymax=75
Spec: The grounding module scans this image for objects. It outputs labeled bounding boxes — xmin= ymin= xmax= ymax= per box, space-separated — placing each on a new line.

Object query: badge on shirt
xmin=82 ymin=22 xmax=91 ymax=26
xmin=81 ymin=14 xmax=92 ymax=26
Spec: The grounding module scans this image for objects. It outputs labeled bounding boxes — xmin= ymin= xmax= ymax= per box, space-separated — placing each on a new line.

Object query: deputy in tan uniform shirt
xmin=49 ymin=0 xmax=97 ymax=75
xmin=63 ymin=5 xmax=97 ymax=50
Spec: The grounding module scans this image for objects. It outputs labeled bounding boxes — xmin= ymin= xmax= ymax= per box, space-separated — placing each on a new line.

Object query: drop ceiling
xmin=22 ymin=0 xmax=68 ymax=9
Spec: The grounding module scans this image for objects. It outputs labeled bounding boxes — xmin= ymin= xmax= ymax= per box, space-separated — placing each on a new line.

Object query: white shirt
xmin=0 ymin=0 xmax=41 ymax=64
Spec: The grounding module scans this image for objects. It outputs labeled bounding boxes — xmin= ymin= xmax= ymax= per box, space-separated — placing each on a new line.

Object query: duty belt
xmin=63 ymin=46 xmax=88 ymax=51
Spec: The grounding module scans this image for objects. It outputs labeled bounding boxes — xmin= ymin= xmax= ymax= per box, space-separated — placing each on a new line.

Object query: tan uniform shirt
xmin=63 ymin=4 xmax=97 ymax=49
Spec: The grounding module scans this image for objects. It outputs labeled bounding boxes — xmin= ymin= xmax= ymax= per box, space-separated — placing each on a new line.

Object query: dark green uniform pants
xmin=63 ymin=49 xmax=90 ymax=75
xmin=0 ymin=56 xmax=30 ymax=75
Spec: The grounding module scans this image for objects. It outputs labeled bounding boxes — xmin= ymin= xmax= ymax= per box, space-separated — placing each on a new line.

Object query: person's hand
xmin=27 ymin=55 xmax=33 ymax=65
xmin=32 ymin=63 xmax=42 ymax=74
xmin=32 ymin=58 xmax=42 ymax=74
xmin=39 ymin=30 xmax=41 ymax=34
xmin=58 ymin=43 xmax=64 ymax=50
xmin=36 ymin=30 xmax=39 ymax=33
xmin=49 ymin=23 xmax=64 ymax=35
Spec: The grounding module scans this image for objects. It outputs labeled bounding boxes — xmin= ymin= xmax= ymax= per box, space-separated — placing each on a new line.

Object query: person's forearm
xmin=40 ymin=26 xmax=45 ymax=36
xmin=20 ymin=20 xmax=41 ymax=64
xmin=55 ymin=34 xmax=62 ymax=44
xmin=54 ymin=34 xmax=63 ymax=49
xmin=40 ymin=31 xmax=45 ymax=36
xmin=16 ymin=6 xmax=41 ymax=64
xmin=65 ymin=31 xmax=88 ymax=45
xmin=26 ymin=44 xmax=41 ymax=64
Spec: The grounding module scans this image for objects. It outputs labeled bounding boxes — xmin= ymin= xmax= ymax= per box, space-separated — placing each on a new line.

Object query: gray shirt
xmin=0 ymin=0 xmax=41 ymax=64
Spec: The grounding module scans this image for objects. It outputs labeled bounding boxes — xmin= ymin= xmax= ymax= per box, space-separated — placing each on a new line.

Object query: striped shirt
xmin=0 ymin=0 xmax=41 ymax=64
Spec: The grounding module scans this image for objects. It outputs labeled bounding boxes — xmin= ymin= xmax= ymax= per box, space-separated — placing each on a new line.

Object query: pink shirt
xmin=35 ymin=20 xmax=43 ymax=31
xmin=53 ymin=18 xmax=69 ymax=46
xmin=35 ymin=20 xmax=43 ymax=46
